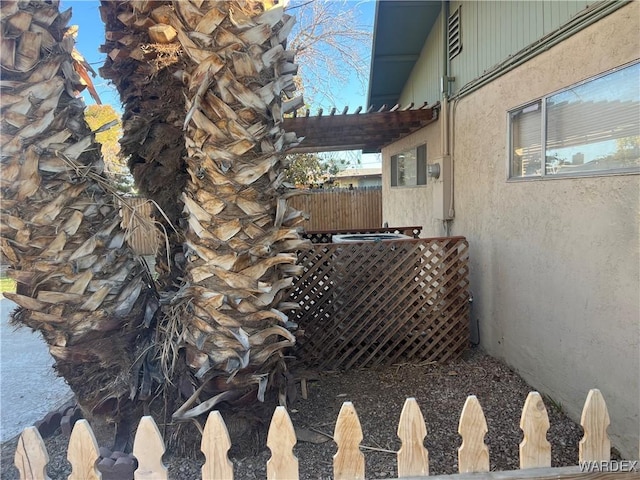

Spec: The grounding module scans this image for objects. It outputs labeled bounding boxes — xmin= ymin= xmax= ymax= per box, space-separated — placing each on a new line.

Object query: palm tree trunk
xmin=168 ymin=0 xmax=309 ymax=421
xmin=0 ymin=0 xmax=160 ymax=435
xmin=100 ymin=0 xmax=310 ymax=425
xmin=2 ymin=0 xmax=309 ymax=446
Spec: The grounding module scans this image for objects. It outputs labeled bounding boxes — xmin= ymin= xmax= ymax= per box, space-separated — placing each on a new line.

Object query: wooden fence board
xmin=519 ymin=392 xmax=551 ymax=469
xmin=201 ymin=411 xmax=234 ymax=480
xmin=458 ymin=396 xmax=490 ymax=473
xmin=580 ymin=389 xmax=611 ymax=463
xmin=397 ymin=398 xmax=429 ymax=477
xmin=119 ymin=197 xmax=160 ymax=256
xmin=15 ymin=427 xmax=50 ymax=480
xmin=285 ymin=237 xmax=470 ymax=370
xmin=267 ymin=407 xmax=298 ymax=480
xmin=133 ymin=416 xmax=168 ymax=480
xmin=333 ymin=402 xmax=365 ymax=480
xmin=287 ymin=187 xmax=382 ymax=231
xmin=14 ymin=391 xmax=632 ymax=480
xmin=67 ymin=420 xmax=101 ymax=480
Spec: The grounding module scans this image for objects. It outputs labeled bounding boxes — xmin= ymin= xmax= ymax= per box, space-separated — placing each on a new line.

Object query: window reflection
xmin=509 ymin=62 xmax=639 ymax=178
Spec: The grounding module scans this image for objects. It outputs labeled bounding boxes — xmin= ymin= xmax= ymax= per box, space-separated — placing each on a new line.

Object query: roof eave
xmin=367 ymin=1 xmax=442 ymax=109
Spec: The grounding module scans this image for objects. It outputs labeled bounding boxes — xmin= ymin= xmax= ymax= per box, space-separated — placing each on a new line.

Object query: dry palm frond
xmin=1 ymin=0 xmax=161 ymax=427
xmin=3 ymin=0 xmax=313 ymax=441
xmin=168 ymin=0 xmax=310 ymax=422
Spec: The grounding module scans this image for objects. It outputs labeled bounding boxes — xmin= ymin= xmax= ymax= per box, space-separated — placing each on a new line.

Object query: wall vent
xmin=448 ymin=6 xmax=462 ymax=60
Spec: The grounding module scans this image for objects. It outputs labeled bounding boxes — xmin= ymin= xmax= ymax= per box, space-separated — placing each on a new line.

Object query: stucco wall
xmin=381 ymin=123 xmax=443 ymax=236
xmin=384 ymin=2 xmax=640 ymax=457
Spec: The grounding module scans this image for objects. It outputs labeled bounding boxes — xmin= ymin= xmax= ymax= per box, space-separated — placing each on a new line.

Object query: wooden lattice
xmin=286 ymin=237 xmax=470 ymax=370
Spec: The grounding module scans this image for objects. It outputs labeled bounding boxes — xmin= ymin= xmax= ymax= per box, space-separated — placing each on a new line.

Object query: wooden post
xmin=397 ymin=398 xmax=429 ymax=477
xmin=267 ymin=406 xmax=298 ymax=479
xmin=201 ymin=411 xmax=234 ymax=480
xmin=333 ymin=402 xmax=365 ymax=480
xmin=458 ymin=396 xmax=490 ymax=473
xmin=519 ymin=392 xmax=551 ymax=468
xmin=15 ymin=426 xmax=51 ymax=480
xmin=579 ymin=389 xmax=611 ymax=462
xmin=67 ymin=420 xmax=101 ymax=480
xmin=133 ymin=416 xmax=168 ymax=479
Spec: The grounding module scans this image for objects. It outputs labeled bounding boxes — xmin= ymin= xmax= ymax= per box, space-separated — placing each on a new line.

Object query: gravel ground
xmin=1 ymin=348 xmax=588 ymax=479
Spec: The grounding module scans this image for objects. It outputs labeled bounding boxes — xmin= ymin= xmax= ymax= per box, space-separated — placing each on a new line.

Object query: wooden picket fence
xmin=288 ymin=187 xmax=382 ymax=231
xmin=15 ymin=389 xmax=634 ymax=480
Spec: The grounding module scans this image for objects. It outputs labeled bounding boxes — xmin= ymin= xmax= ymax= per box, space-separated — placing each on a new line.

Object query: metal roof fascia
xmin=366 ymin=0 xmax=382 ymax=109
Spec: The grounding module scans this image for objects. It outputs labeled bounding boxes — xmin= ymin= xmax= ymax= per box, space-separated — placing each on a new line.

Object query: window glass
xmin=417 ymin=145 xmax=427 ymax=184
xmin=545 ymin=63 xmax=640 ymax=176
xmin=509 ymin=62 xmax=639 ymax=179
xmin=510 ymin=102 xmax=542 ymax=177
xmin=391 ymin=155 xmax=398 ymax=186
xmin=391 ymin=145 xmax=426 ymax=187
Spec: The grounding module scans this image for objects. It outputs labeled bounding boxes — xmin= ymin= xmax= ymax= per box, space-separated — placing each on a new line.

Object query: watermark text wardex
xmin=579 ymin=460 xmax=639 ymax=473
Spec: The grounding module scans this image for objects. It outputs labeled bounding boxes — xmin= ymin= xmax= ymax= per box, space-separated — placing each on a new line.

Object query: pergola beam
xmin=283 ymin=104 xmax=439 ymax=154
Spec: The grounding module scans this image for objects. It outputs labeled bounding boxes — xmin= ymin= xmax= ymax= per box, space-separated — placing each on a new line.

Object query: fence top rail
xmin=305 ymin=226 xmax=423 ymax=235
xmin=395 ymin=466 xmax=637 ymax=480
xmin=302 ymin=235 xmax=468 ymax=246
xmin=301 ymin=186 xmax=383 ymax=192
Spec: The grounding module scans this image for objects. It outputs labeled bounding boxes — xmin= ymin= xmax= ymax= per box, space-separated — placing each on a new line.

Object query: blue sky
xmin=64 ymin=0 xmax=380 ymax=167
xmin=62 ymin=1 xmax=119 ymax=108
xmin=65 ymin=1 xmax=375 ymax=111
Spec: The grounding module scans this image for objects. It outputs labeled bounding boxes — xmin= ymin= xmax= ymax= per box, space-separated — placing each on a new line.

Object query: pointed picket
xmin=15 ymin=426 xmax=51 ymax=480
xmin=266 ymin=406 xmax=298 ymax=480
xmin=397 ymin=398 xmax=429 ymax=477
xmin=202 ymin=411 xmax=234 ymax=480
xmin=457 ymin=395 xmax=489 ymax=473
xmin=333 ymin=402 xmax=365 ymax=480
xmin=133 ymin=416 xmax=168 ymax=479
xmin=67 ymin=419 xmax=101 ymax=480
xmin=579 ymin=389 xmax=611 ymax=462
xmin=519 ymin=392 xmax=551 ymax=468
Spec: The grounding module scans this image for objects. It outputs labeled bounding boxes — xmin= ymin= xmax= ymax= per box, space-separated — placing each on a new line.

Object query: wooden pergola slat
xmin=282 ymin=103 xmax=439 ymax=153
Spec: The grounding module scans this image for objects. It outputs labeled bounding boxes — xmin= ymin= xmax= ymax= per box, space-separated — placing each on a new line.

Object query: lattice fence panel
xmin=286 ymin=237 xmax=470 ymax=370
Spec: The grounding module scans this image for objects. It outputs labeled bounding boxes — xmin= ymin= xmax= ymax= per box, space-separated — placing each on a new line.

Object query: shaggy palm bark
xmin=0 ymin=0 xmax=160 ymax=434
xmin=2 ymin=0 xmax=309 ymax=445
xmin=168 ymin=1 xmax=309 ymax=420
xmin=99 ymin=1 xmax=309 ymax=426
xmin=99 ymin=1 xmax=187 ymax=231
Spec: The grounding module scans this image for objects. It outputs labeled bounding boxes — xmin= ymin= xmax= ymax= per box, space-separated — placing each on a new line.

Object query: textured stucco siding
xmin=383 ymin=2 xmax=640 ymax=458
xmin=381 ymin=122 xmax=442 ymax=236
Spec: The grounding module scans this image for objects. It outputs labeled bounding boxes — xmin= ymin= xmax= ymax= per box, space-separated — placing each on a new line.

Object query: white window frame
xmin=507 ymin=61 xmax=640 ymax=181
xmin=390 ymin=144 xmax=427 ymax=188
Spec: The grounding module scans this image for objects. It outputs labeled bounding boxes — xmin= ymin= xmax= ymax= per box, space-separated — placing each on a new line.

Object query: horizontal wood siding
xmin=288 ymin=187 xmax=382 ymax=231
xmin=449 ymin=1 xmax=590 ymax=92
xmin=399 ymin=12 xmax=443 ymax=106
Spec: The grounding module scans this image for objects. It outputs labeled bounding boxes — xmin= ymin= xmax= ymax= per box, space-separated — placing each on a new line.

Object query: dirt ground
xmin=1 ymin=348 xmax=591 ymax=479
